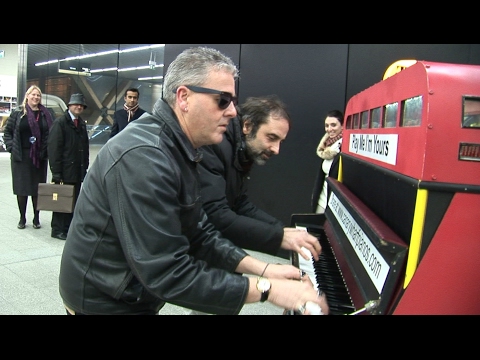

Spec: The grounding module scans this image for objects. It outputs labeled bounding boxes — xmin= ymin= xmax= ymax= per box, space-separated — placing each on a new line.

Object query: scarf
xmin=124 ymin=103 xmax=139 ymax=122
xmin=26 ymin=104 xmax=53 ymax=168
xmin=324 ymin=133 xmax=342 ymax=148
xmin=316 ymin=132 xmax=342 ymax=160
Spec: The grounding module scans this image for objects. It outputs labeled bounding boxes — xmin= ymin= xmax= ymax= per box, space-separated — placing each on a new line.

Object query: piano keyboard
xmin=298 ymin=247 xmax=319 ymax=292
xmin=290 ymin=179 xmax=409 ymax=315
xmin=294 ymin=231 xmax=356 ymax=315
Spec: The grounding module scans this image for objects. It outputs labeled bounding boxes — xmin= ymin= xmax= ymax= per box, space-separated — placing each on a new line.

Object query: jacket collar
xmin=152 ymin=99 xmax=202 ymax=163
xmin=227 ymin=117 xmax=252 ymax=172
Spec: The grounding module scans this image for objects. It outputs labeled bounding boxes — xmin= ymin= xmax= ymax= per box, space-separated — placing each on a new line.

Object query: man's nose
xmin=270 ymin=142 xmax=281 ymax=155
xmin=225 ymin=102 xmax=237 ymax=118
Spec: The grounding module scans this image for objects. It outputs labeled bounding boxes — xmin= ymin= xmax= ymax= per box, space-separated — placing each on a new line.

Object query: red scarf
xmin=317 ymin=132 xmax=343 ymax=160
xmin=324 ymin=133 xmax=342 ymax=148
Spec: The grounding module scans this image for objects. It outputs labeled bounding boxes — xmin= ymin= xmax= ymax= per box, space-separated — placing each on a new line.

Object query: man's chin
xmin=210 ymin=133 xmax=225 ymax=145
xmin=254 ymin=157 xmax=268 ymax=166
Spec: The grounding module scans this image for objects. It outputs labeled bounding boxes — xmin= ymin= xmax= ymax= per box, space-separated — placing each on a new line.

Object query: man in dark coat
xmin=47 ymin=93 xmax=89 ymax=240
xmin=109 ymin=88 xmax=146 ymax=139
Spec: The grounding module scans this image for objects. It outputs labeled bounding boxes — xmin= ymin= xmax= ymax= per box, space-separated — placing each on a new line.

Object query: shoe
xmin=51 ymin=232 xmax=67 ymax=240
xmin=33 ymin=222 xmax=41 ymax=229
xmin=17 ymin=221 xmax=26 ymax=229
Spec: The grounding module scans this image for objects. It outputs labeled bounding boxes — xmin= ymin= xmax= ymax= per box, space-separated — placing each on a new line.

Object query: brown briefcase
xmin=37 ymin=182 xmax=75 ymax=213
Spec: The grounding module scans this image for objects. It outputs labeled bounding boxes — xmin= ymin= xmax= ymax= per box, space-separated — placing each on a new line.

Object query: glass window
xmin=463 ymin=96 xmax=480 ymax=128
xmin=345 ymin=114 xmax=353 ymax=129
xmin=360 ymin=110 xmax=369 ymax=128
xmin=370 ymin=107 xmax=382 ymax=128
xmin=401 ymin=95 xmax=422 ymax=127
xmin=383 ymin=102 xmax=398 ymax=128
xmin=352 ymin=113 xmax=360 ymax=129
xmin=24 ymin=44 xmax=165 ymax=143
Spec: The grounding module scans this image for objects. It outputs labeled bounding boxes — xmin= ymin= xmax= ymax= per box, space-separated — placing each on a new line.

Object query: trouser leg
xmin=51 ymin=211 xmax=64 ymax=234
xmin=31 ymin=196 xmax=39 ymax=223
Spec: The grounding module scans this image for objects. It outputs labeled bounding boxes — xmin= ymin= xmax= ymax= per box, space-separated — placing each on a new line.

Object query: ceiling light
xmin=34 ymin=44 xmax=165 ymax=67
xmin=138 ymin=76 xmax=163 ymax=81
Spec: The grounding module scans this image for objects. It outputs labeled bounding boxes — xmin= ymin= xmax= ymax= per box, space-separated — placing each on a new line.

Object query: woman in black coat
xmin=3 ymin=85 xmax=53 ymax=229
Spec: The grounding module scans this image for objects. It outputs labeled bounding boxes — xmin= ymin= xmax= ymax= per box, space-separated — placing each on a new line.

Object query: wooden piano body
xmin=293 ymin=60 xmax=480 ymax=315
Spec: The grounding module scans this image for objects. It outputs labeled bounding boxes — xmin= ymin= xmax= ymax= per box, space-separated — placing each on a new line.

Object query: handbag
xmin=37 ymin=182 xmax=75 ymax=213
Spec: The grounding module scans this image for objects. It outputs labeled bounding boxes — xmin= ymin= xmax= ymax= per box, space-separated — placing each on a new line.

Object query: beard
xmin=245 ymin=144 xmax=273 ymax=166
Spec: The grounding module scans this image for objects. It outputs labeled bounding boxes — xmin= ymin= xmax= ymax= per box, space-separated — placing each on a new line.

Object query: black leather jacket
xmin=198 ymin=118 xmax=284 ymax=256
xmin=59 ymin=100 xmax=249 ymax=315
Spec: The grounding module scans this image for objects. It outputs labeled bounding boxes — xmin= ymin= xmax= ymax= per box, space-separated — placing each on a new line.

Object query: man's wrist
xmin=260 ymin=263 xmax=270 ymax=277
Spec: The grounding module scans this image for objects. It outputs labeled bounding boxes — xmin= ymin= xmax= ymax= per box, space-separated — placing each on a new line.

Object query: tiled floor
xmin=0 ymin=144 xmax=290 ymax=315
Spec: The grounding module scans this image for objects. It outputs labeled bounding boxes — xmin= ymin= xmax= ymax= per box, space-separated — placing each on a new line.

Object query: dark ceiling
xmin=26 ymin=44 xmax=165 ymax=84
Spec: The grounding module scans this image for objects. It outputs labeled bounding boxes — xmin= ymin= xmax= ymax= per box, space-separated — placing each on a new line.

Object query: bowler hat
xmin=67 ymin=93 xmax=87 ymax=108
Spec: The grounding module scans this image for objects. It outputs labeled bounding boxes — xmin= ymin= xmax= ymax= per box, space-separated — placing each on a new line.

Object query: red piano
xmin=292 ymin=60 xmax=480 ymax=315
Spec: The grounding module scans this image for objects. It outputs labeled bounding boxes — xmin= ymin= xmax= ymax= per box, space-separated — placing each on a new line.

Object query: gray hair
xmin=162 ymin=46 xmax=239 ymax=106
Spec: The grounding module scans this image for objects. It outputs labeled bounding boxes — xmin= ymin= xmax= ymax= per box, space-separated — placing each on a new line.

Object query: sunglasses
xmin=175 ymin=85 xmax=238 ymax=110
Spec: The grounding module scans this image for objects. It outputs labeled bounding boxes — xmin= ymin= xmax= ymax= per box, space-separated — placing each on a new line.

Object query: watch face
xmin=258 ymin=278 xmax=271 ymax=292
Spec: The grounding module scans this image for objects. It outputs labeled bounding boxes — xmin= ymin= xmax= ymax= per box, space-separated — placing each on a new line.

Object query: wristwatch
xmin=256 ymin=277 xmax=271 ymax=302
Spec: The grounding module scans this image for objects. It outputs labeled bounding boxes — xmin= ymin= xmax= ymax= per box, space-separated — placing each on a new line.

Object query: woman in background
xmin=3 ymin=85 xmax=53 ymax=229
xmin=311 ymin=109 xmax=344 ymax=214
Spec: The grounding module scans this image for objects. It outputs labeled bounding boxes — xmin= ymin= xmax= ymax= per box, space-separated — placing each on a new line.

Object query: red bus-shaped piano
xmin=293 ymin=60 xmax=480 ymax=315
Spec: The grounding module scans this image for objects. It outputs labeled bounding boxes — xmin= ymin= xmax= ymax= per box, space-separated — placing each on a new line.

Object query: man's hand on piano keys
xmin=261 ymin=263 xmax=314 ymax=281
xmin=266 ymin=278 xmax=330 ymax=315
xmin=282 ymin=227 xmax=322 ymax=261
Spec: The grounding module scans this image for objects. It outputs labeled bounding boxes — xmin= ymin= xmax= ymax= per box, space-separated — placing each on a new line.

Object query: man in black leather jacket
xmin=58 ymin=47 xmax=329 ymax=315
xmin=198 ymin=96 xmax=322 ymax=262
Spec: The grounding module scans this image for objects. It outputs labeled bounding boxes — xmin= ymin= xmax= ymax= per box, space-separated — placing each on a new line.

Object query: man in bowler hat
xmin=47 ymin=93 xmax=90 ymax=240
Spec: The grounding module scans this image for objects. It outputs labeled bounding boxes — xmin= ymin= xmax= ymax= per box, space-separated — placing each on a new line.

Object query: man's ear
xmin=242 ymin=119 xmax=252 ymax=135
xmin=175 ymin=86 xmax=189 ymax=111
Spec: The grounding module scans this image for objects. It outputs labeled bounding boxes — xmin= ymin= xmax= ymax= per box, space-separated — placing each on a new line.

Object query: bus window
xmin=401 ymin=95 xmax=422 ymax=127
xmin=361 ymin=110 xmax=369 ymax=128
xmin=370 ymin=107 xmax=382 ymax=128
xmin=346 ymin=114 xmax=353 ymax=129
xmin=463 ymin=96 xmax=480 ymax=128
xmin=353 ymin=113 xmax=360 ymax=129
xmin=384 ymin=102 xmax=398 ymax=128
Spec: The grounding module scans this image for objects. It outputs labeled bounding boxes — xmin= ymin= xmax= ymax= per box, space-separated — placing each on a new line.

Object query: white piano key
xmin=299 ymin=246 xmax=319 ymax=292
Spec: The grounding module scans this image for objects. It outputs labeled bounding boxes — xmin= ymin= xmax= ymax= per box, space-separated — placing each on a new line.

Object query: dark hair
xmin=238 ymin=94 xmax=291 ymax=137
xmin=125 ymin=88 xmax=140 ymax=97
xmin=326 ymin=109 xmax=344 ymax=125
